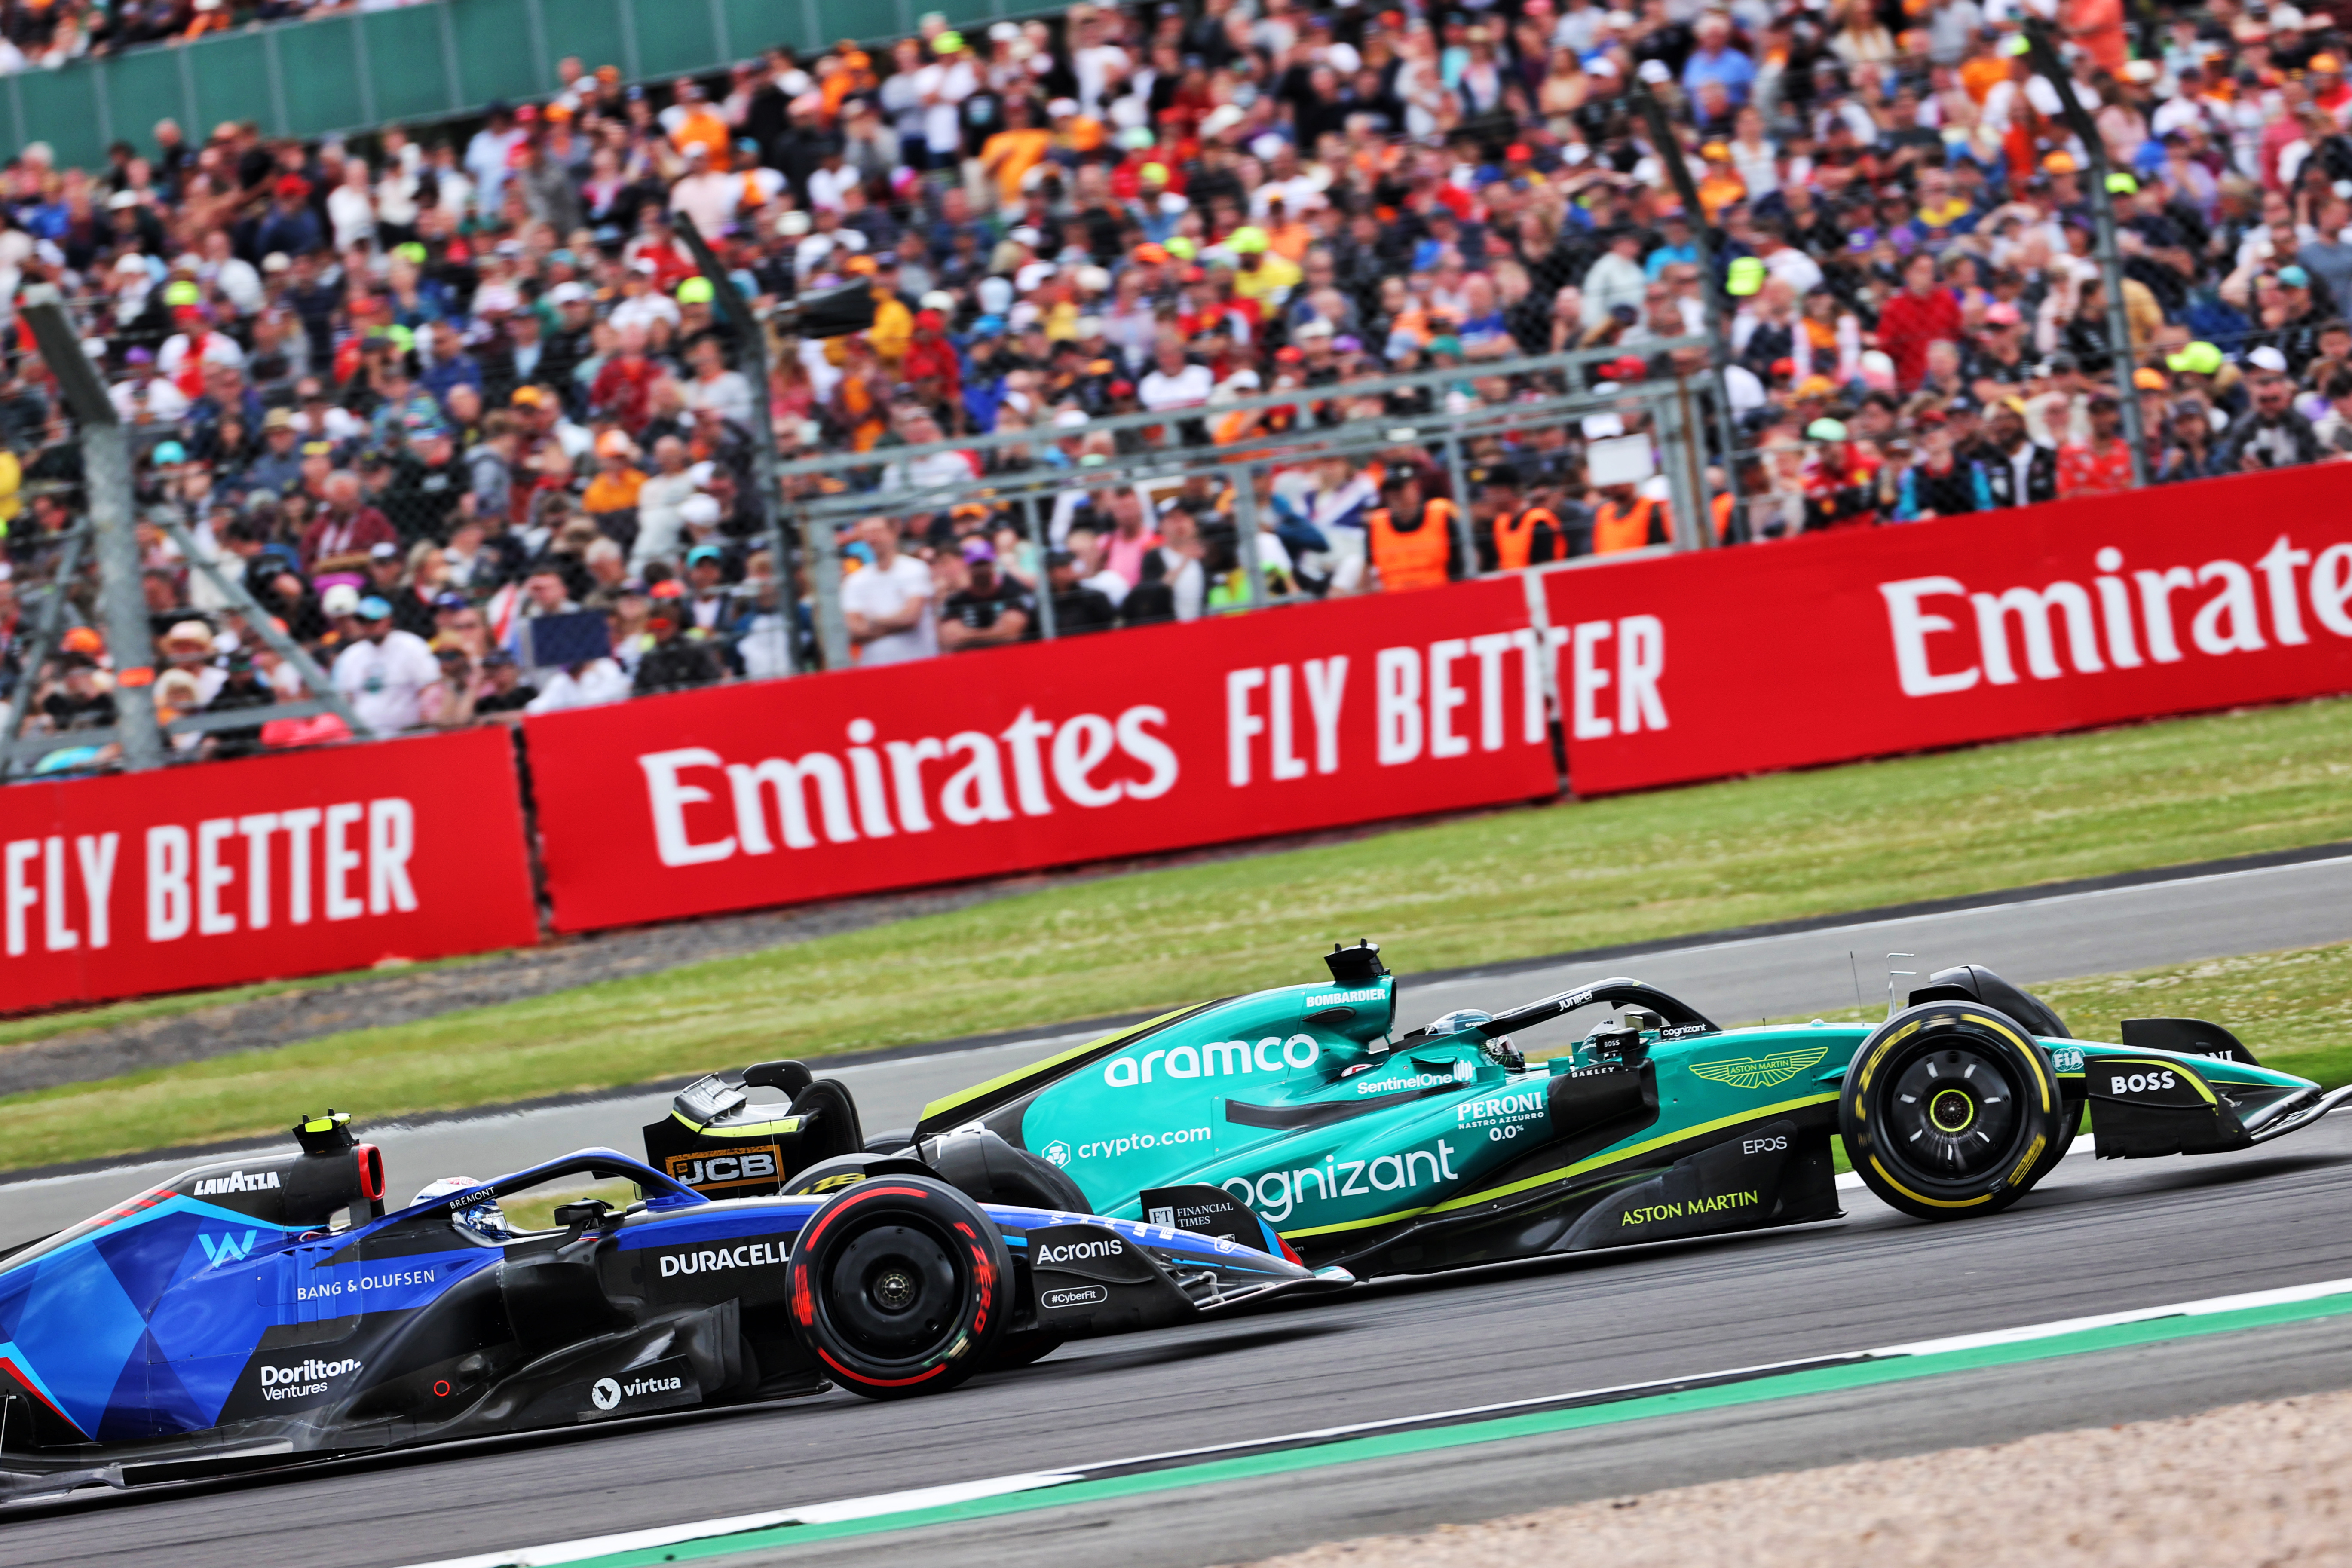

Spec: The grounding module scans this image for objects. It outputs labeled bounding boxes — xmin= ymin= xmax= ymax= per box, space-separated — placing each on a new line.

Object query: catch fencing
xmin=6 ymin=462 xmax=2352 ymax=1006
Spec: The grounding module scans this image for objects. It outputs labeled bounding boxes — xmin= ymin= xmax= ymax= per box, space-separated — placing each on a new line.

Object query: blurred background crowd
xmin=0 ymin=0 xmax=2341 ymax=765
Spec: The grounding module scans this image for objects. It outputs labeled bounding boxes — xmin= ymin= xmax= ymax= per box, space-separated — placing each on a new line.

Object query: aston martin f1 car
xmin=0 ymin=1110 xmax=1338 ymax=1499
xmin=869 ymin=942 xmax=2352 ymax=1276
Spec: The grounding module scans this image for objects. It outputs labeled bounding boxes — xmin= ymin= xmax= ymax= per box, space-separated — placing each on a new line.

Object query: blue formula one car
xmin=0 ymin=1109 xmax=1340 ymax=1499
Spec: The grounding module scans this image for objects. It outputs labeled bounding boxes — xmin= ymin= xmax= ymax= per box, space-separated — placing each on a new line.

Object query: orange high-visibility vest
xmin=1593 ymin=496 xmax=1666 ymax=554
xmin=1368 ymin=499 xmax=1455 ymax=590
xmin=1711 ymin=490 xmax=1735 ymax=543
xmin=1493 ymin=506 xmax=1560 ymax=571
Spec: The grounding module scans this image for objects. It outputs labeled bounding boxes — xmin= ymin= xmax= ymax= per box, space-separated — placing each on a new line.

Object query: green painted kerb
xmin=559 ymin=1289 xmax=2352 ymax=1566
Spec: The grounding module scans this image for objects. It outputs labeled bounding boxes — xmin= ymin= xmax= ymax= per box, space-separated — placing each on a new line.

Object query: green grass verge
xmin=6 ymin=696 xmax=2352 ymax=1174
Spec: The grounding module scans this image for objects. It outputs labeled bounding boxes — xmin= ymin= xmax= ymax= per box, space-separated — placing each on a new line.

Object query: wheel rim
xmin=821 ymin=1222 xmax=965 ymax=1365
xmin=1879 ymin=1045 xmax=2022 ymax=1185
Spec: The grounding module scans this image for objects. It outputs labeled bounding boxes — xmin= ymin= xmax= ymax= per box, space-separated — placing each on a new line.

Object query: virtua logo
xmin=193 ymin=1170 xmax=281 ymax=1197
xmin=591 ymin=1373 xmax=685 ymax=1411
xmin=1687 ymin=1047 xmax=1830 ymax=1090
xmin=199 ymin=1230 xmax=260 ymax=1265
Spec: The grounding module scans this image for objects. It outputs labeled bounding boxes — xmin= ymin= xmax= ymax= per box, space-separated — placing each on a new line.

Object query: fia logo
xmin=1041 ymin=1141 xmax=1074 ymax=1168
xmin=199 ymin=1230 xmax=259 ymax=1265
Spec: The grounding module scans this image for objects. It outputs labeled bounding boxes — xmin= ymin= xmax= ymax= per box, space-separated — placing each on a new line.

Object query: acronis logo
xmin=199 ymin=1230 xmax=260 ymax=1265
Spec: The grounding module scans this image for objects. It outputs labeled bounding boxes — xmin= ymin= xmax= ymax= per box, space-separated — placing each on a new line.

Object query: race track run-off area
xmin=7 ymin=854 xmax=2352 ymax=1567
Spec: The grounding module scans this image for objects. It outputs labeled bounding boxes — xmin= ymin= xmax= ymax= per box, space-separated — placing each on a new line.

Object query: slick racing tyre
xmin=786 ymin=1174 xmax=1010 ymax=1400
xmin=1841 ymin=1002 xmax=2067 ymax=1223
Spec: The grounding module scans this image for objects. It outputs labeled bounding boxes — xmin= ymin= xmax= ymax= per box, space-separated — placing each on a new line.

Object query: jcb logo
xmin=664 ymin=1146 xmax=783 ymax=1191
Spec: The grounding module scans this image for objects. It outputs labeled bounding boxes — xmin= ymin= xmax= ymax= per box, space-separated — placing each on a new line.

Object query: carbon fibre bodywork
xmin=907 ymin=949 xmax=2341 ymax=1276
xmin=0 ymin=1138 xmax=1335 ymax=1498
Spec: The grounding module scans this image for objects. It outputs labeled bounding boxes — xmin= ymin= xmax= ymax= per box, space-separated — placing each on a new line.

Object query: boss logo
xmin=665 ymin=1146 xmax=784 ymax=1191
xmin=2109 ymin=1071 xmax=2178 ymax=1094
xmin=1742 ymin=1136 xmax=1788 ymax=1154
xmin=1042 ymin=1285 xmax=1110 ymax=1311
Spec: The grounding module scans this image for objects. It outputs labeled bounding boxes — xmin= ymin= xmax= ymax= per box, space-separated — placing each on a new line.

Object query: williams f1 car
xmin=857 ymin=941 xmax=2352 ymax=1275
xmin=0 ymin=1109 xmax=1339 ymax=1499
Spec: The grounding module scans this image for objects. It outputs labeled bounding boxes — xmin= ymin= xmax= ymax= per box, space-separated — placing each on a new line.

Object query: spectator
xmin=938 ymin=537 xmax=1032 ymax=649
xmin=839 ymin=514 xmax=936 ymax=664
xmin=2220 ymin=352 xmax=2324 ymax=471
xmin=332 ymin=595 xmax=441 ymax=734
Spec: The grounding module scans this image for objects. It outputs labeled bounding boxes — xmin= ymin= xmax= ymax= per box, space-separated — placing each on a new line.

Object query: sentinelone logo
xmin=1880 ymin=537 xmax=2352 ymax=698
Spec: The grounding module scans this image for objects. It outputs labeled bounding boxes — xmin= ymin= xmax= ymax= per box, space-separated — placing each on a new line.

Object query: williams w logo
xmin=1688 ymin=1047 xmax=1831 ymax=1091
xmin=199 ymin=1230 xmax=260 ymax=1265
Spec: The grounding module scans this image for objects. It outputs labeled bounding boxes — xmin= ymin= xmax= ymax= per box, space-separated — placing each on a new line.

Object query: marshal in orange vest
xmin=1592 ymin=494 xmax=1668 ymax=554
xmin=1493 ymin=506 xmax=1564 ymax=570
xmin=1368 ymin=498 xmax=1457 ymax=591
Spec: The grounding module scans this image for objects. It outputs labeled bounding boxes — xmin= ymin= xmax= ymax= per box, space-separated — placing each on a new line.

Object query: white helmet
xmin=413 ymin=1176 xmax=512 ymax=1241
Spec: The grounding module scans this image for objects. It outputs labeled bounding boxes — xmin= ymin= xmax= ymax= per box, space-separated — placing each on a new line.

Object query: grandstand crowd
xmin=0 ymin=0 xmax=2345 ymax=759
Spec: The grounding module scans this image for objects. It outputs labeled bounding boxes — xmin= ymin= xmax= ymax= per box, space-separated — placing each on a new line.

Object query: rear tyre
xmin=785 ymin=1174 xmax=1010 ymax=1400
xmin=1841 ymin=1002 xmax=2066 ymax=1223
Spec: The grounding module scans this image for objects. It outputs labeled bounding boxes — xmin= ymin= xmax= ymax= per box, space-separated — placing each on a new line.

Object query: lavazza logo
xmin=193 ymin=1169 xmax=281 ymax=1197
xmin=1878 ymin=537 xmax=2352 ymax=699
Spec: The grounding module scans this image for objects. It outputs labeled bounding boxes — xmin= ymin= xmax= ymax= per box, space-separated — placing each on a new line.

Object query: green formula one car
xmin=896 ymin=943 xmax=2352 ymax=1275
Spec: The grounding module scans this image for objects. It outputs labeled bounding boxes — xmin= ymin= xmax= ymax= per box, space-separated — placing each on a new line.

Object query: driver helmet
xmin=413 ymin=1176 xmax=513 ymax=1242
xmin=1422 ymin=1008 xmax=1495 ymax=1038
xmin=1422 ymin=1010 xmax=1522 ymax=1071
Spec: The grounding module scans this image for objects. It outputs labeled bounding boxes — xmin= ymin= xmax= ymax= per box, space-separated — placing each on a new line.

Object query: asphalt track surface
xmin=6 ymin=854 xmax=2352 ymax=1566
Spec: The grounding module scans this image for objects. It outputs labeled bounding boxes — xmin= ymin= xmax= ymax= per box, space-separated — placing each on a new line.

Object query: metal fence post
xmin=1230 ymin=465 xmax=1267 ymax=610
xmin=80 ymin=422 xmax=164 ymax=770
xmin=1442 ymin=435 xmax=1481 ymax=578
xmin=1022 ymin=493 xmax=1057 ymax=639
xmin=1656 ymin=387 xmax=1703 ymax=554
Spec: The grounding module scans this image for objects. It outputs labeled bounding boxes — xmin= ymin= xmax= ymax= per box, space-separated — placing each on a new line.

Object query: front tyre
xmin=1841 ymin=1002 xmax=2066 ymax=1223
xmin=786 ymin=1175 xmax=1011 ymax=1399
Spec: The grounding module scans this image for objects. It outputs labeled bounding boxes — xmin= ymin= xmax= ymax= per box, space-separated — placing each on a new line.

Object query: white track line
xmin=401 ymin=1274 xmax=2352 ymax=1568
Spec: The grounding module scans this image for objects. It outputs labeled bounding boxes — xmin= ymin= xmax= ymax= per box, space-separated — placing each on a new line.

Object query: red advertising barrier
xmin=0 ymin=726 xmax=539 ymax=1011
xmin=1544 ymin=464 xmax=2352 ymax=796
xmin=525 ymin=576 xmax=1556 ymax=932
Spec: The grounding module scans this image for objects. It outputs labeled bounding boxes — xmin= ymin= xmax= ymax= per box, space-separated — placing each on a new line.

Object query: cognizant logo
xmin=1102 ymin=1035 xmax=1320 ymax=1087
xmin=1223 ymin=1141 xmax=1461 ymax=1222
